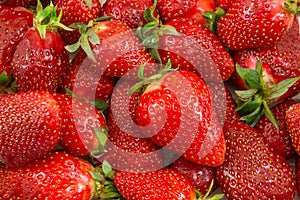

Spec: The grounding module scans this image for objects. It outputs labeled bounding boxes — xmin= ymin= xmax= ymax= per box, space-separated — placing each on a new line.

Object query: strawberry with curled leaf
xmin=0 ymin=90 xmax=61 ymax=167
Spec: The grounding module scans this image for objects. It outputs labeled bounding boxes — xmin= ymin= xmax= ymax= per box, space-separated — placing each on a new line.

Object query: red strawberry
xmin=216 ymin=0 xmax=298 ymax=50
xmin=170 ymin=156 xmax=217 ymax=197
xmin=134 ymin=64 xmax=226 ymax=167
xmin=217 ymin=121 xmax=296 ymax=199
xmin=255 ymin=99 xmax=296 ymax=159
xmin=101 ymin=0 xmax=158 ymax=28
xmin=2 ymin=0 xmax=35 ymax=7
xmin=53 ymin=0 xmax=102 ymax=44
xmin=0 ymin=151 xmax=122 ymax=199
xmin=114 ymin=168 xmax=196 ymax=199
xmin=12 ymin=1 xmax=71 ymax=93
xmin=286 ymin=103 xmax=300 ymax=156
xmin=157 ymin=0 xmax=217 ymax=25
xmin=0 ymin=90 xmax=61 ymax=167
xmin=52 ymin=93 xmax=108 ymax=157
xmin=215 ymin=0 xmax=234 ymax=11
xmin=158 ymin=17 xmax=234 ymax=82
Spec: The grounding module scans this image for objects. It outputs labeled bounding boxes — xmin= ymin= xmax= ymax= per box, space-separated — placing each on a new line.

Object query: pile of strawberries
xmin=0 ymin=0 xmax=300 ymax=199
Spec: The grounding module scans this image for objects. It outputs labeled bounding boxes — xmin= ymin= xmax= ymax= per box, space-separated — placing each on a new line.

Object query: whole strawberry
xmin=286 ymin=103 xmax=300 ymax=156
xmin=12 ymin=1 xmax=71 ymax=93
xmin=0 ymin=151 xmax=122 ymax=199
xmin=217 ymin=0 xmax=298 ymax=50
xmin=114 ymin=168 xmax=196 ymax=200
xmin=0 ymin=90 xmax=61 ymax=167
xmin=217 ymin=121 xmax=296 ymax=199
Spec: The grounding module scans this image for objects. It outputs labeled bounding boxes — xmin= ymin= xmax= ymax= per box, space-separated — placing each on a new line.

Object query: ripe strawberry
xmin=53 ymin=0 xmax=102 ymax=44
xmin=286 ymin=103 xmax=300 ymax=156
xmin=170 ymin=156 xmax=217 ymax=196
xmin=100 ymin=0 xmax=158 ymax=28
xmin=12 ymin=1 xmax=71 ymax=93
xmin=1 ymin=0 xmax=35 ymax=7
xmin=158 ymin=17 xmax=234 ymax=82
xmin=0 ymin=90 xmax=61 ymax=167
xmin=0 ymin=151 xmax=122 ymax=199
xmin=134 ymin=64 xmax=226 ymax=167
xmin=217 ymin=121 xmax=296 ymax=199
xmin=215 ymin=0 xmax=234 ymax=11
xmin=255 ymin=99 xmax=296 ymax=159
xmin=114 ymin=168 xmax=196 ymax=199
xmin=157 ymin=0 xmax=217 ymax=25
xmin=52 ymin=93 xmax=108 ymax=157
xmin=216 ymin=0 xmax=298 ymax=50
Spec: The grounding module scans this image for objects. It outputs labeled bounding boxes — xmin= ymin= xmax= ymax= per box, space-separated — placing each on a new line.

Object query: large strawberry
xmin=133 ymin=63 xmax=226 ymax=167
xmin=52 ymin=93 xmax=108 ymax=157
xmin=12 ymin=1 xmax=71 ymax=93
xmin=286 ymin=103 xmax=300 ymax=156
xmin=114 ymin=168 xmax=197 ymax=199
xmin=0 ymin=90 xmax=61 ymax=167
xmin=0 ymin=151 xmax=122 ymax=199
xmin=217 ymin=121 xmax=296 ymax=199
xmin=216 ymin=0 xmax=299 ymax=50
xmin=53 ymin=0 xmax=102 ymax=44
xmin=255 ymin=99 xmax=296 ymax=159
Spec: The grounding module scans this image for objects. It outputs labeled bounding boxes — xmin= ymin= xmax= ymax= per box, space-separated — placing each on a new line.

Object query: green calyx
xmin=202 ymin=7 xmax=225 ymax=34
xmin=33 ymin=0 xmax=73 ymax=39
xmin=0 ymin=72 xmax=18 ymax=95
xmin=283 ymin=0 xmax=300 ymax=15
xmin=136 ymin=0 xmax=180 ymax=63
xmin=128 ymin=59 xmax=177 ymax=94
xmin=234 ymin=59 xmax=300 ymax=129
xmin=90 ymin=161 xmax=124 ymax=200
xmin=196 ymin=180 xmax=224 ymax=200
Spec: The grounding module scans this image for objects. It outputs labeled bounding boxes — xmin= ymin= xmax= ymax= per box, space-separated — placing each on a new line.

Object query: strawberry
xmin=217 ymin=121 xmax=296 ymax=199
xmin=169 ymin=156 xmax=217 ymax=197
xmin=157 ymin=0 xmax=217 ymax=25
xmin=114 ymin=168 xmax=197 ymax=199
xmin=133 ymin=63 xmax=226 ymax=167
xmin=216 ymin=0 xmax=298 ymax=50
xmin=255 ymin=99 xmax=296 ymax=159
xmin=286 ymin=103 xmax=300 ymax=156
xmin=2 ymin=0 xmax=35 ymax=7
xmin=52 ymin=93 xmax=108 ymax=157
xmin=0 ymin=90 xmax=61 ymax=167
xmin=53 ymin=0 xmax=102 ymax=44
xmin=100 ymin=0 xmax=158 ymax=28
xmin=12 ymin=1 xmax=71 ymax=93
xmin=0 ymin=150 xmax=122 ymax=199
xmin=215 ymin=0 xmax=234 ymax=11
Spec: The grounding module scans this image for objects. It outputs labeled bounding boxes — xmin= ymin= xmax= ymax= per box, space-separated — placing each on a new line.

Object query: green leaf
xmin=88 ymin=30 xmax=100 ymax=45
xmin=91 ymin=99 xmax=109 ymax=111
xmin=262 ymin=100 xmax=278 ymax=130
xmin=0 ymin=71 xmax=9 ymax=85
xmin=235 ymin=64 xmax=262 ymax=90
xmin=159 ymin=25 xmax=181 ymax=36
xmin=89 ymin=171 xmax=105 ymax=182
xmin=239 ymin=105 xmax=263 ymax=127
xmin=265 ymin=77 xmax=300 ymax=100
xmin=94 ymin=126 xmax=108 ymax=147
xmin=100 ymin=0 xmax=107 ymax=7
xmin=235 ymin=89 xmax=258 ymax=102
xmin=235 ymin=97 xmax=262 ymax=115
xmin=138 ymin=64 xmax=146 ymax=79
xmin=81 ymin=34 xmax=97 ymax=62
xmin=141 ymin=34 xmax=159 ymax=49
xmin=85 ymin=0 xmax=92 ymax=8
xmin=202 ymin=7 xmax=225 ymax=33
xmin=102 ymin=161 xmax=115 ymax=179
xmin=65 ymin=41 xmax=81 ymax=53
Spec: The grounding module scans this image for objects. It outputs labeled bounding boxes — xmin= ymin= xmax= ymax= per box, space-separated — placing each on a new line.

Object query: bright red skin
xmin=61 ymin=50 xmax=116 ymax=101
xmin=170 ymin=156 xmax=217 ymax=196
xmin=12 ymin=28 xmax=70 ymax=93
xmin=159 ymin=17 xmax=234 ymax=82
xmin=215 ymin=0 xmax=235 ymax=11
xmin=101 ymin=0 xmax=158 ymax=28
xmin=53 ymin=0 xmax=101 ymax=44
xmin=217 ymin=0 xmax=294 ymax=50
xmin=286 ymin=103 xmax=300 ymax=156
xmin=2 ymin=0 xmax=35 ymax=7
xmin=0 ymin=5 xmax=33 ymax=76
xmin=90 ymin=19 xmax=156 ymax=77
xmin=157 ymin=0 xmax=216 ymax=24
xmin=0 ymin=91 xmax=61 ymax=167
xmin=136 ymin=70 xmax=226 ymax=166
xmin=217 ymin=121 xmax=296 ymax=200
xmin=0 ymin=151 xmax=94 ymax=199
xmin=114 ymin=169 xmax=196 ymax=200
xmin=52 ymin=93 xmax=107 ymax=156
xmin=231 ymin=16 xmax=300 ymax=101
xmin=255 ymin=99 xmax=296 ymax=159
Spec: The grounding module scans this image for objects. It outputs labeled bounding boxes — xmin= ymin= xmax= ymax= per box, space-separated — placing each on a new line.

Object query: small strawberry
xmin=157 ymin=0 xmax=217 ymax=25
xmin=100 ymin=0 xmax=158 ymax=28
xmin=286 ymin=103 xmax=300 ymax=156
xmin=12 ymin=1 xmax=72 ymax=93
xmin=0 ymin=151 xmax=122 ymax=199
xmin=52 ymin=93 xmax=108 ymax=157
xmin=255 ymin=99 xmax=296 ymax=159
xmin=216 ymin=0 xmax=299 ymax=50
xmin=53 ymin=0 xmax=102 ymax=44
xmin=114 ymin=168 xmax=197 ymax=199
xmin=217 ymin=121 xmax=296 ymax=199
xmin=0 ymin=90 xmax=61 ymax=167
